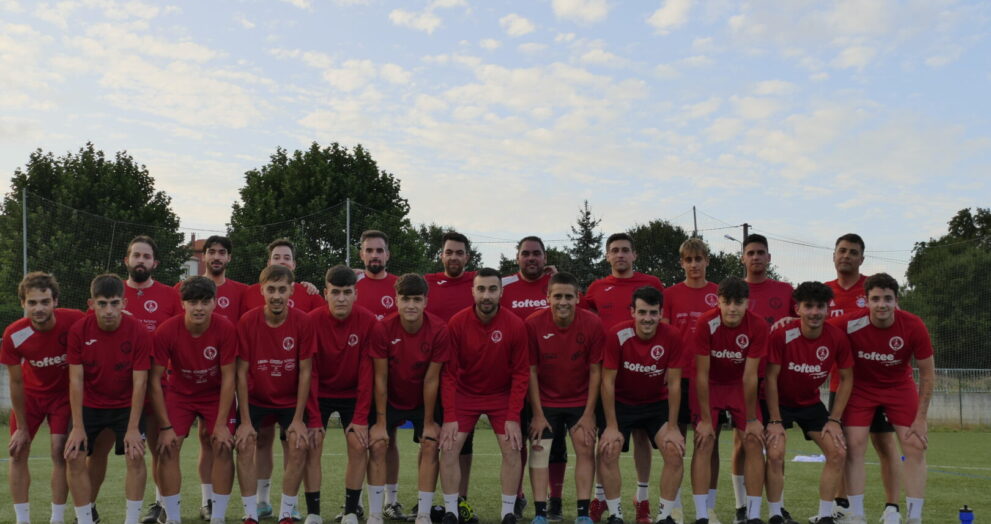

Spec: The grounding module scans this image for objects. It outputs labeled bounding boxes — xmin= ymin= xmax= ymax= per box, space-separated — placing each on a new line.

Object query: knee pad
xmin=529 ymin=439 xmax=553 ymax=468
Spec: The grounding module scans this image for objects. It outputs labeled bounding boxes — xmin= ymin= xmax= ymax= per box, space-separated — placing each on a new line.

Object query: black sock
xmin=305 ymin=492 xmax=320 ymax=516
xmin=885 ymin=503 xmax=900 ymax=512
xmin=345 ymin=489 xmax=362 ymax=514
xmin=549 ymin=497 xmax=562 ymax=512
xmin=835 ymin=498 xmax=849 ymax=509
xmin=535 ymin=501 xmax=547 ymax=517
xmin=577 ymin=500 xmax=590 ymax=517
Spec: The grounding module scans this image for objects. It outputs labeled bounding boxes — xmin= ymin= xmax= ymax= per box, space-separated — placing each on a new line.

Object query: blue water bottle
xmin=959 ymin=504 xmax=973 ymax=524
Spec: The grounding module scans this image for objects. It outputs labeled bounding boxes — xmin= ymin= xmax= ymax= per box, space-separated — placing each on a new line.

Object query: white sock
xmin=201 ymin=483 xmax=213 ymax=506
xmin=155 ymin=488 xmax=163 ymax=504
xmin=257 ymin=479 xmax=271 ymax=505
xmin=746 ymin=496 xmax=762 ymax=520
xmin=213 ymin=494 xmax=231 ymax=520
xmin=280 ymin=494 xmax=298 ymax=520
xmin=125 ymin=499 xmax=143 ymax=524
xmin=732 ymin=474 xmax=746 ymax=508
xmin=673 ymin=488 xmax=682 ymax=509
xmin=51 ymin=503 xmax=67 ymax=523
xmin=418 ymin=492 xmax=433 ymax=516
xmin=386 ymin=483 xmax=399 ymax=505
xmin=636 ymin=482 xmax=649 ymax=502
xmin=163 ymin=494 xmax=181 ymax=521
xmin=818 ymin=499 xmax=833 ymax=518
xmin=606 ymin=498 xmax=622 ymax=518
xmin=595 ymin=484 xmax=606 ymax=502
xmin=369 ymin=485 xmax=385 ymax=515
xmin=14 ymin=503 xmax=30 ymax=523
xmin=707 ymin=489 xmax=718 ymax=510
xmin=74 ymin=504 xmax=94 ymax=524
xmin=907 ymin=497 xmax=924 ymax=520
xmin=693 ymin=495 xmax=708 ymax=520
xmin=502 ymin=494 xmax=517 ymax=518
xmin=849 ymin=494 xmax=865 ymax=516
xmin=443 ymin=493 xmax=459 ymax=515
xmin=243 ymin=495 xmax=258 ymax=520
xmin=768 ymin=500 xmax=782 ymax=517
xmin=658 ymin=498 xmax=675 ymax=519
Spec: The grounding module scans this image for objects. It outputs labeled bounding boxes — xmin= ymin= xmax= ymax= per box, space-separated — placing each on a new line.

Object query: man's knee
xmin=528 ymin=439 xmax=552 ymax=469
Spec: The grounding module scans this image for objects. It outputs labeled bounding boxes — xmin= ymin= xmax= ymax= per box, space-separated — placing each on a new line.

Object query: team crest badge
xmin=288 ymin=298 xmax=296 ymax=308
xmin=282 ymin=337 xmax=295 ymax=351
xmin=348 ymin=334 xmax=359 ymax=346
xmin=816 ymin=346 xmax=829 ymax=361
xmin=889 ymin=336 xmax=904 ymax=351
xmin=856 ymin=297 xmax=866 ymax=307
xmin=381 ymin=296 xmax=395 ymax=309
xmin=285 ymin=360 xmax=296 ymax=372
xmin=218 ymin=296 xmax=230 ymax=309
xmin=650 ymin=345 xmax=665 ymax=360
xmin=143 ymin=300 xmax=158 ymax=313
xmin=735 ymin=334 xmax=749 ymax=349
xmin=491 ymin=330 xmax=503 ymax=343
xmin=769 ymin=297 xmax=783 ymax=309
xmin=204 ymin=346 xmax=218 ymax=360
xmin=704 ymin=293 xmax=718 ymax=307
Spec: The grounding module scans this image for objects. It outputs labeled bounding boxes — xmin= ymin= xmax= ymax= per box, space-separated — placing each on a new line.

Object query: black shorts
xmin=69 ymin=406 xmax=146 ymax=456
xmin=550 ymin=429 xmax=568 ymax=463
xmin=678 ymin=378 xmax=692 ymax=425
xmin=319 ymin=397 xmax=357 ymax=429
xmin=248 ymin=404 xmax=304 ymax=432
xmin=599 ymin=401 xmax=668 ymax=452
xmin=778 ymin=403 xmax=829 ymax=441
xmin=829 ymin=392 xmax=893 ymax=433
xmin=372 ymin=404 xmax=443 ymax=444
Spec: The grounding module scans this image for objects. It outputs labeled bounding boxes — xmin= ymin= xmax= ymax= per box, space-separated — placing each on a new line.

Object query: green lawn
xmin=1 ymin=425 xmax=987 ymax=523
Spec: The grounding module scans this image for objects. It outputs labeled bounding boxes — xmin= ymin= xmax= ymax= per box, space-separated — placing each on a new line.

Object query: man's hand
xmin=598 ymin=426 xmax=623 ymax=454
xmin=659 ymin=422 xmax=685 ymax=456
xmin=286 ymin=420 xmax=309 ymax=450
xmin=770 ymin=316 xmax=796 ymax=331
xmin=156 ymin=427 xmax=179 ymax=457
xmin=212 ymin=424 xmax=234 ymax=452
xmin=573 ymin=412 xmax=597 ymax=447
xmin=504 ymin=420 xmax=522 ymax=451
xmin=543 ymin=265 xmax=559 ymax=276
xmin=300 ymin=281 xmax=320 ymax=295
xmin=693 ymin=420 xmax=714 ymax=448
xmin=234 ymin=423 xmax=257 ymax=453
xmin=8 ymin=428 xmax=31 ymax=457
xmin=907 ymin=416 xmax=929 ymax=450
xmin=764 ymin=422 xmax=786 ymax=448
xmin=64 ymin=427 xmax=88 ymax=460
xmin=369 ymin=421 xmax=389 ymax=446
xmin=124 ymin=427 xmax=145 ymax=459
xmin=744 ymin=419 xmax=764 ymax=444
xmin=308 ymin=427 xmax=326 ymax=448
xmin=439 ymin=421 xmax=458 ymax=451
xmin=821 ymin=420 xmax=845 ymax=450
xmin=528 ymin=413 xmax=550 ymax=442
xmin=346 ymin=423 xmax=369 ymax=448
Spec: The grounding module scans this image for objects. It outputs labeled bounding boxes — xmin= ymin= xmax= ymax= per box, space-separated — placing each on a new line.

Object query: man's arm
xmin=422 ymin=361 xmax=442 ymax=441
xmin=6 ymin=365 xmax=30 ymax=455
xmin=64 ymin=363 xmax=87 ymax=459
xmin=742 ymin=357 xmax=762 ymax=441
xmin=213 ymin=362 xmax=237 ymax=449
xmin=125 ymin=370 xmax=148 ymax=459
xmin=369 ymin=357 xmax=389 ymax=445
xmin=527 ymin=365 xmax=549 ymax=441
xmin=288 ymin=357 xmax=313 ymax=449
xmin=908 ymin=356 xmax=935 ymax=448
xmin=148 ymin=363 xmax=177 ymax=455
xmin=666 ymin=367 xmax=682 ymax=425
xmin=598 ymin=367 xmax=622 ymax=452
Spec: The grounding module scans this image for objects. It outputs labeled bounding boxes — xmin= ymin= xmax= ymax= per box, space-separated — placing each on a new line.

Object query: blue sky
xmin=2 ymin=0 xmax=989 ymax=282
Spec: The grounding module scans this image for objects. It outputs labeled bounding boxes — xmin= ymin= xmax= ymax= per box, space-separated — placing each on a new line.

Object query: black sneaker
xmin=746 ymin=520 xmax=767 ymax=524
xmin=769 ymin=517 xmax=784 ymax=524
xmin=514 ymin=496 xmax=528 ymax=519
xmin=780 ymin=509 xmax=797 ymax=524
xmin=501 ymin=514 xmax=518 ymax=524
xmin=442 ymin=513 xmax=459 ymax=524
xmin=605 ymin=516 xmax=624 ymax=524
xmin=73 ymin=504 xmax=101 ymax=524
xmin=547 ymin=498 xmax=563 ymax=522
xmin=142 ymin=502 xmax=165 ymax=524
xmin=810 ymin=518 xmax=835 ymax=524
xmin=458 ymin=497 xmax=478 ymax=524
xmin=692 ymin=520 xmax=709 ymax=524
xmin=734 ymin=508 xmax=746 ymax=524
xmin=655 ymin=517 xmax=677 ymax=524
xmin=200 ymin=500 xmax=213 ymax=521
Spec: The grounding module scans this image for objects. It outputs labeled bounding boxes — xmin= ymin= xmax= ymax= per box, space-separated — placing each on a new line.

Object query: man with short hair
xmin=64 ymin=274 xmax=152 ymax=524
xmin=690 ymin=277 xmax=767 ymax=524
xmin=306 ymin=265 xmax=386 ymax=524
xmin=598 ymin=286 xmax=686 ymax=524
xmin=438 ymin=268 xmax=530 ymax=524
xmin=356 ymin=230 xmax=400 ymax=321
xmin=526 ymin=272 xmax=603 ymax=524
xmin=765 ymin=282 xmax=853 ymax=524
xmin=585 ymin=233 xmax=664 ymax=523
xmin=150 ymin=276 xmax=239 ymax=524
xmin=235 ymin=265 xmax=315 ymax=524
xmin=3 ymin=272 xmax=85 ymax=524
xmin=833 ymin=274 xmax=934 ymax=524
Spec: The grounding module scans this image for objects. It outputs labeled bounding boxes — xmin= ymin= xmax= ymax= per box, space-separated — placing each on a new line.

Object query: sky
xmin=2 ymin=0 xmax=990 ymax=283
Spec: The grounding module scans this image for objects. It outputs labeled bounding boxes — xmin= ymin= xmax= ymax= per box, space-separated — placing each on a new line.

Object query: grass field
xmin=1 ymin=424 xmax=987 ymax=523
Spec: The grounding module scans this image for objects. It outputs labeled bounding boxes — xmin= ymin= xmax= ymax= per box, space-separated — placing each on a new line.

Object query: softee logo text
xmin=787 ymin=362 xmax=822 ymax=374
xmin=857 ymin=351 xmax=896 ymax=362
xmin=624 ymin=361 xmax=664 ymax=375
xmin=512 ymin=298 xmax=548 ymax=309
xmin=711 ymin=349 xmax=743 ymax=359
xmin=28 ymin=354 xmax=67 ymax=367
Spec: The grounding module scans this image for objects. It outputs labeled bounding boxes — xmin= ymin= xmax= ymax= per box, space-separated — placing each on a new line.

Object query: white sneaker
xmin=415 ymin=516 xmax=432 ymax=524
xmin=341 ymin=514 xmax=359 ymax=524
xmin=304 ymin=515 xmax=324 ymax=524
xmin=366 ymin=514 xmax=385 ymax=524
xmin=879 ymin=506 xmax=901 ymax=524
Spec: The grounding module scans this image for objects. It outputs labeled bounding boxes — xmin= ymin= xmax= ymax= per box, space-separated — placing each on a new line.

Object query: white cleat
xmin=341 ymin=514 xmax=359 ymax=524
xmin=304 ymin=515 xmax=324 ymax=524
xmin=670 ymin=507 xmax=684 ymax=524
xmin=879 ymin=506 xmax=901 ymax=524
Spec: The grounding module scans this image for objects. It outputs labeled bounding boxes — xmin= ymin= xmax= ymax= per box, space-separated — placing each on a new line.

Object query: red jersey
xmin=825 ymin=275 xmax=868 ymax=318
xmin=501 ymin=273 xmax=550 ymax=319
xmin=240 ymin=282 xmax=322 ymax=315
xmin=442 ymin=306 xmax=529 ymax=422
xmin=153 ymin=313 xmax=238 ymax=399
xmin=125 ymin=280 xmax=182 ymax=333
xmin=831 ymin=310 xmax=933 ymax=389
xmin=768 ymin=320 xmax=853 ymax=407
xmin=745 ymin=279 xmax=796 ymax=325
xmin=662 ymin=281 xmax=719 ymax=377
xmin=526 ymin=309 xmax=605 ymax=408
xmin=585 ymin=272 xmax=664 ymax=331
xmin=175 ymin=278 xmax=248 ymax=324
xmin=1 ymin=309 xmax=85 ymax=396
xmin=604 ymin=320 xmax=684 ymax=405
xmin=379 ymin=312 xmax=451 ymax=410
xmin=424 ymin=271 xmax=477 ymax=322
xmin=693 ymin=309 xmax=768 ymax=385
xmin=237 ymin=307 xmax=316 ymax=409
xmin=355 ymin=272 xmax=399 ymax=320
xmin=66 ymin=314 xmax=152 ymax=409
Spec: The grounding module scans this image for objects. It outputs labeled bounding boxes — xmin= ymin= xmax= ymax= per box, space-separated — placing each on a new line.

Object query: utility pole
xmin=345 ymin=197 xmax=351 ymax=267
xmin=692 ymin=206 xmax=698 ymax=237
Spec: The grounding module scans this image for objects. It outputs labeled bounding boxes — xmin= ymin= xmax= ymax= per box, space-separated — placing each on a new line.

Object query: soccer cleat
xmin=605 ymin=516 xmax=625 ymax=524
xmin=340 ymin=514 xmax=359 ymax=524
xmin=335 ymin=506 xmax=365 ymax=522
xmin=243 ymin=519 xmax=260 ymax=524
xmin=292 ymin=507 xmax=304 ymax=521
xmin=142 ymin=502 xmax=165 ymax=524
xmin=458 ymin=497 xmax=479 ymax=524
xmin=692 ymin=520 xmax=709 ymax=524
xmin=734 ymin=508 xmax=747 ymax=524
xmin=634 ymin=500 xmax=651 ymax=524
xmin=746 ymin=520 xmax=767 ymax=524
xmin=385 ymin=502 xmax=410 ymax=521
xmin=515 ymin=497 xmax=528 ymax=519
xmin=548 ymin=499 xmax=564 ymax=522
xmin=442 ymin=512 xmax=460 ymax=524
xmin=770 ymin=517 xmax=785 ymax=524
xmin=532 ymin=517 xmax=549 ymax=524
xmin=576 ymin=518 xmax=595 ymax=524
xmin=878 ymin=507 xmax=901 ymax=524
xmin=589 ymin=500 xmax=607 ymax=523
xmin=279 ymin=518 xmax=295 ymax=524
xmin=670 ymin=508 xmax=685 ymax=524
xmin=502 ymin=514 xmax=519 ymax=524
xmin=808 ymin=518 xmax=836 ymax=524
xmin=780 ymin=509 xmax=796 ymax=523
xmin=304 ymin=515 xmax=324 ymax=524
xmin=258 ymin=502 xmax=274 ymax=519
xmin=654 ymin=517 xmax=677 ymax=524
xmin=201 ymin=500 xmax=213 ymax=521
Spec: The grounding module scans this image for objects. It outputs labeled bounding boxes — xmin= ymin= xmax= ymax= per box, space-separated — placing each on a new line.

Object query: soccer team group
xmin=3 ymin=230 xmax=935 ymax=524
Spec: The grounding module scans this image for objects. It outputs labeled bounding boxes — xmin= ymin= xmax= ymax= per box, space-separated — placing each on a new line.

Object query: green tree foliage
xmin=625 ymin=219 xmax=754 ymax=286
xmin=566 ymin=201 xmax=608 ymax=288
xmin=228 ymin=143 xmax=429 ymax=285
xmin=901 ymin=208 xmax=991 ymax=368
xmin=417 ymin=223 xmax=483 ymax=274
xmin=0 ymin=143 xmax=185 ymax=319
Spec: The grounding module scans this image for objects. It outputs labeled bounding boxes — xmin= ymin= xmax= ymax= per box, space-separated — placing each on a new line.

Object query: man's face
xmin=867 ymin=287 xmax=897 ymax=324
xmin=397 ymin=294 xmax=427 ymax=324
xmin=261 ymin=277 xmax=294 ymax=315
xmin=268 ymin=245 xmax=296 ymax=270
xmin=742 ymin=242 xmax=770 ymax=276
xmin=680 ymin=251 xmax=709 ymax=280
xmin=833 ymin=240 xmax=865 ymax=276
xmin=325 ymin=284 xmax=357 ymax=320
xmin=796 ymin=300 xmax=827 ymax=330
xmin=718 ymin=296 xmax=748 ymax=327
xmin=472 ymin=275 xmax=502 ymax=316
xmin=517 ymin=240 xmax=546 ymax=281
xmin=547 ymin=282 xmax=579 ymax=324
xmin=441 ymin=240 xmax=468 ymax=278
xmin=22 ymin=288 xmax=56 ymax=328
xmin=125 ymin=242 xmax=158 ymax=283
xmin=204 ymin=243 xmax=231 ymax=277
xmin=360 ymin=237 xmax=390 ymax=275
xmin=631 ymin=298 xmax=661 ymax=339
xmin=606 ymin=240 xmax=636 ymax=274
xmin=90 ymin=295 xmax=125 ymax=330
xmin=183 ymin=297 xmax=216 ymax=328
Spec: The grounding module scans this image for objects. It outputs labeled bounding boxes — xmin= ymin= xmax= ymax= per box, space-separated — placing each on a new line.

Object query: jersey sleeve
xmin=297 ymin=314 xmax=317 ymax=361
xmin=0 ymin=328 xmax=19 ymax=365
xmin=603 ymin=330 xmax=621 ymax=370
xmin=219 ymin=319 xmax=238 ymax=366
xmin=526 ymin=321 xmax=540 ymax=366
xmin=694 ymin=318 xmax=710 ymax=356
xmin=748 ymin=318 xmax=769 ymax=360
xmin=767 ymin=330 xmax=784 ymax=366
xmin=152 ymin=324 xmax=171 ymax=368
xmin=440 ymin=319 xmax=461 ymax=423
xmin=667 ymin=328 xmax=684 ymax=369
xmin=506 ymin=321 xmax=530 ymax=421
xmin=133 ymin=328 xmax=153 ymax=371
xmin=661 ymin=288 xmax=673 ymax=321
xmin=431 ymin=324 xmax=451 ymax=364
xmin=833 ymin=329 xmax=854 ymax=369
xmin=67 ymin=323 xmax=83 ymax=365
xmin=909 ymin=316 xmax=934 ymax=361
xmin=351 ymin=334 xmax=375 ymax=426
xmin=583 ymin=283 xmax=599 ymax=313
xmin=367 ymin=321 xmax=388 ymax=360
xmin=587 ymin=319 xmax=605 ymax=365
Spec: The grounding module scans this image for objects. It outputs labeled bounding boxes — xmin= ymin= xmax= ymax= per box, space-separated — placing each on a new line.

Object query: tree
xmin=227 ymin=142 xmax=430 ymax=286
xmin=626 ymin=220 xmax=691 ymax=286
xmin=417 ymin=223 xmax=483 ymax=274
xmin=567 ymin=201 xmax=607 ymax=288
xmin=901 ymin=208 xmax=991 ymax=368
xmin=0 ymin=143 xmax=185 ymax=319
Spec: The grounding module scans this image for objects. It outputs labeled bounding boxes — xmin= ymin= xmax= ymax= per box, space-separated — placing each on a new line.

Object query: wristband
xmin=767 ymin=420 xmax=783 ymax=425
xmin=828 ymin=417 xmax=843 ymax=426
xmin=159 ymin=426 xmax=173 ymax=431
xmin=747 ymin=417 xmax=759 ymax=423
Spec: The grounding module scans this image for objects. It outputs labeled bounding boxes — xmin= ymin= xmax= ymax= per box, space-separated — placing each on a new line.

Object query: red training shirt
xmin=745 ymin=279 xmax=796 ymax=326
xmin=237 ymin=307 xmax=316 ymax=410
xmin=1 ymin=308 xmax=86 ymax=396
xmin=424 ymin=271 xmax=477 ymax=322
xmin=379 ymin=311 xmax=451 ymax=411
xmin=501 ymin=273 xmax=550 ymax=319
xmin=662 ymin=281 xmax=719 ymax=378
xmin=355 ymin=272 xmax=399 ymax=321
xmin=175 ymin=278 xmax=248 ymax=324
xmin=768 ymin=319 xmax=853 ymax=407
xmin=825 ymin=274 xmax=868 ymax=391
xmin=308 ymin=305 xmax=383 ymax=425
xmin=153 ymin=313 xmax=238 ymax=399
xmin=829 ymin=310 xmax=933 ymax=389
xmin=240 ymin=282 xmax=322 ymax=315
xmin=693 ymin=309 xmax=768 ymax=385
xmin=604 ymin=320 xmax=685 ymax=405
xmin=585 ymin=272 xmax=664 ymax=331
xmin=125 ymin=280 xmax=182 ymax=334
xmin=66 ymin=314 xmax=152 ymax=409
xmin=527 ymin=308 xmax=605 ymax=408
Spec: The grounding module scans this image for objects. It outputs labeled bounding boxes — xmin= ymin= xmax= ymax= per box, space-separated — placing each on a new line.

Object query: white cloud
xmin=0 ymin=22 xmax=59 ymax=110
xmin=270 ymin=48 xmax=334 ymax=69
xmin=235 ymin=14 xmax=255 ymax=29
xmin=380 ymin=63 xmax=411 ymax=84
xmin=389 ymin=8 xmax=442 ymax=34
xmin=753 ymin=80 xmax=796 ymax=96
xmin=518 ymin=42 xmax=547 ymax=54
xmin=555 ymin=32 xmax=576 ymax=43
xmin=679 ymin=54 xmax=711 ymax=67
xmin=580 ymin=48 xmax=626 ymax=67
xmin=732 ymin=96 xmax=781 ymax=120
xmin=684 ymin=97 xmax=720 ymax=119
xmin=499 ymin=13 xmax=535 ymax=37
xmin=646 ymin=0 xmax=693 ymax=34
xmin=279 ymin=0 xmax=311 ymax=9
xmin=2 ymin=0 xmax=23 ymax=12
xmin=831 ymin=45 xmax=876 ymax=70
xmin=479 ymin=38 xmax=500 ymax=50
xmin=654 ymin=64 xmax=679 ymax=78
xmin=323 ymin=59 xmax=377 ymax=91
xmin=551 ymin=0 xmax=610 ymax=23
xmin=705 ymin=117 xmax=743 ymax=142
